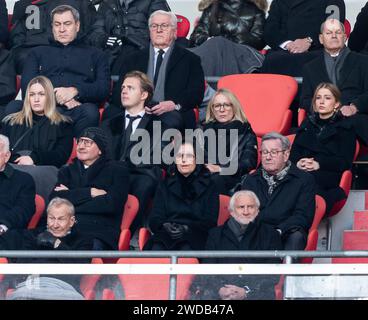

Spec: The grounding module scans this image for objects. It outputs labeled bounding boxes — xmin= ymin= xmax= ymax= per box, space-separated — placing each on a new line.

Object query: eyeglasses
xmin=149 ymin=23 xmax=172 ymax=31
xmin=213 ymin=103 xmax=233 ymax=111
xmin=260 ymin=149 xmax=285 ymax=157
xmin=175 ymin=153 xmax=195 ymax=161
xmin=77 ymin=138 xmax=94 ymax=147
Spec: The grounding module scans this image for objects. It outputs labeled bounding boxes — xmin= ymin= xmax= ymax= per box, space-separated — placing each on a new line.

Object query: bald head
xmin=319 ymin=19 xmax=346 ymax=55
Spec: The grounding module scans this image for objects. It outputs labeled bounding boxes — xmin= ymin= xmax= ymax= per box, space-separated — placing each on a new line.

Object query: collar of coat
xmin=297 ymin=112 xmax=354 ymax=136
xmin=198 ymin=0 xmax=267 ymax=12
xmin=166 ymin=166 xmax=212 ymax=200
xmin=254 ymin=162 xmax=302 ymax=181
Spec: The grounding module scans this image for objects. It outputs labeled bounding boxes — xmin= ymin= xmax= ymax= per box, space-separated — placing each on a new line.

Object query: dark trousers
xmin=5 ymin=100 xmax=99 ymax=137
xmin=283 ymin=229 xmax=308 ymax=251
xmin=129 ymin=171 xmax=158 ymax=234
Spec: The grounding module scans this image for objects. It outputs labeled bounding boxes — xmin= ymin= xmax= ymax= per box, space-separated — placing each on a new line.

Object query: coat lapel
xmin=338 ymin=52 xmax=357 ymax=88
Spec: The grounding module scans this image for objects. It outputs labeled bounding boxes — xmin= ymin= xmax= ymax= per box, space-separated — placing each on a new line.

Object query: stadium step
xmin=332 ymin=230 xmax=368 ymax=263
xmin=353 ymin=211 xmax=368 ymax=230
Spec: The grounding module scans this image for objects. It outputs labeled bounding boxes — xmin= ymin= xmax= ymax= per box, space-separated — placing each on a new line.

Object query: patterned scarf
xmin=261 ymin=160 xmax=291 ymax=195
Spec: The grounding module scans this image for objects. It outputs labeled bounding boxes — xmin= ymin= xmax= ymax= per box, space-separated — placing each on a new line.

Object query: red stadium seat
xmin=118 ymin=194 xmax=139 ymax=251
xmin=218 ymin=74 xmax=297 ymax=137
xmin=176 ymin=14 xmax=190 ymax=38
xmin=27 ymin=194 xmax=46 ymax=229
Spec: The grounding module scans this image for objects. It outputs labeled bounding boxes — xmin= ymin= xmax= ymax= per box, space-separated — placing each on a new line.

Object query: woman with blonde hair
xmin=1 ymin=76 xmax=73 ymax=167
xmin=290 ymin=83 xmax=357 ymax=213
xmin=201 ymin=88 xmax=257 ymax=194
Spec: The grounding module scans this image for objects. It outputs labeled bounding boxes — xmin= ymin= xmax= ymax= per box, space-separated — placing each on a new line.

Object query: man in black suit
xmin=261 ymin=0 xmax=345 ymax=76
xmin=111 ymin=10 xmax=205 ymax=130
xmin=301 ymin=18 xmax=368 ymax=116
xmin=102 ymin=71 xmax=166 ymax=234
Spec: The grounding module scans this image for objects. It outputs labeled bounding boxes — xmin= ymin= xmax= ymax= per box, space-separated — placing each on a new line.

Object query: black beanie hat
xmin=79 ymin=127 xmax=108 ymax=154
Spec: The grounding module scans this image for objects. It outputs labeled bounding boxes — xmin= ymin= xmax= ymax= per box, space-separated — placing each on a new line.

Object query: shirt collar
xmin=126 ymin=110 xmax=145 ymax=118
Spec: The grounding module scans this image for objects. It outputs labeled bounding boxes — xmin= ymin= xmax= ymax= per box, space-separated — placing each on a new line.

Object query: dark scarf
xmin=261 ymin=160 xmax=291 ymax=195
xmin=227 ymin=216 xmax=248 ymax=242
xmin=324 ymin=46 xmax=350 ymax=85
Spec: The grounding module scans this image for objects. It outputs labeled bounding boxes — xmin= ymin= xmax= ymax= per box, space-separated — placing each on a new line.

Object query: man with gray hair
xmin=191 ymin=190 xmax=282 ymax=300
xmin=0 ymin=197 xmax=93 ymax=300
xmin=87 ymin=0 xmax=170 ymax=71
xmin=0 ymin=134 xmax=35 ymax=234
xmin=241 ymin=132 xmax=316 ymax=250
xmin=8 ymin=4 xmax=110 ymax=137
xmin=301 ymin=18 xmax=368 ymax=116
xmin=111 ymin=10 xmax=205 ymax=130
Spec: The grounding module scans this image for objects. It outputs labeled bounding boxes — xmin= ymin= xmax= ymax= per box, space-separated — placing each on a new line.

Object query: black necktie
xmin=153 ymin=49 xmax=165 ymax=86
xmin=120 ymin=114 xmax=142 ymax=160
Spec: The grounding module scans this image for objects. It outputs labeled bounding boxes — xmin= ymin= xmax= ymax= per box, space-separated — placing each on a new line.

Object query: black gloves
xmin=163 ymin=222 xmax=189 ymax=240
xmin=36 ymin=231 xmax=58 ymax=248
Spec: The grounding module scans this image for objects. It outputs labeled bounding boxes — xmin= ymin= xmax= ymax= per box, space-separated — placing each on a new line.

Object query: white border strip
xmin=0 ymin=263 xmax=367 ymax=275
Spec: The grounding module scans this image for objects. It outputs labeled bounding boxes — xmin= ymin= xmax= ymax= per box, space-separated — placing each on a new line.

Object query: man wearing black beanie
xmin=50 ymin=126 xmax=129 ymax=250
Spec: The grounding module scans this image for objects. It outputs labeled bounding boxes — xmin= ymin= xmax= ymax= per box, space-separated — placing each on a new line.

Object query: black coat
xmin=189 ymin=0 xmax=266 ymax=50
xmin=290 ymin=113 xmax=356 ymax=190
xmin=264 ymin=0 xmax=345 ymax=50
xmin=49 ymin=157 xmax=129 ymax=249
xmin=0 ymin=0 xmax=8 ymax=47
xmin=21 ymin=39 xmax=110 ymax=104
xmin=101 ymin=106 xmax=165 ymax=181
xmin=0 ymin=49 xmax=16 ymax=106
xmin=348 ymin=2 xmax=368 ymax=54
xmin=241 ymin=164 xmax=315 ymax=234
xmin=1 ymin=115 xmax=73 ymax=168
xmin=10 ymin=0 xmax=96 ymax=49
xmin=191 ymin=218 xmax=282 ymax=300
xmin=111 ymin=43 xmax=205 ymax=113
xmin=146 ymin=166 xmax=219 ymax=250
xmin=0 ymin=227 xmax=93 ymax=291
xmin=301 ymin=51 xmax=368 ymax=114
xmin=88 ymin=0 xmax=170 ymax=50
xmin=202 ymin=120 xmax=257 ymax=177
xmin=0 ymin=164 xmax=35 ymax=229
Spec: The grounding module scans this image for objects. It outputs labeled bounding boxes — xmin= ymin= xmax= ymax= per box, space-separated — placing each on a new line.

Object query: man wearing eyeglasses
xmin=87 ymin=0 xmax=170 ymax=71
xmin=111 ymin=10 xmax=205 ymax=130
xmin=50 ymin=127 xmax=129 ymax=250
xmin=241 ymin=132 xmax=316 ymax=250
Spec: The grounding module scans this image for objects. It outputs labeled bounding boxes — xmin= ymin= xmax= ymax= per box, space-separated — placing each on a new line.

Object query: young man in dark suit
xmin=111 ymin=10 xmax=205 ymax=130
xmin=102 ymin=70 xmax=167 ymax=234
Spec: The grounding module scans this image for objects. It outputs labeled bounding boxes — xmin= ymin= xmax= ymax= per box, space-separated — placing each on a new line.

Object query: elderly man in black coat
xmin=191 ymin=190 xmax=282 ymax=300
xmin=0 ymin=134 xmax=35 ymax=234
xmin=87 ymin=0 xmax=170 ymax=70
xmin=0 ymin=197 xmax=93 ymax=300
xmin=111 ymin=10 xmax=205 ymax=130
xmin=241 ymin=132 xmax=316 ymax=250
xmin=50 ymin=127 xmax=129 ymax=250
xmin=7 ymin=4 xmax=110 ymax=137
xmin=301 ymin=19 xmax=368 ymax=116
xmin=260 ymin=0 xmax=345 ymax=76
xmin=9 ymin=0 xmax=96 ymax=73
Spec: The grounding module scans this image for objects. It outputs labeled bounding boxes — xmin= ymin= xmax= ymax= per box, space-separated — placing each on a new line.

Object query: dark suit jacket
xmin=101 ymin=105 xmax=165 ymax=181
xmin=264 ymin=0 xmax=345 ymax=50
xmin=111 ymin=43 xmax=205 ymax=113
xmin=301 ymin=51 xmax=368 ymax=113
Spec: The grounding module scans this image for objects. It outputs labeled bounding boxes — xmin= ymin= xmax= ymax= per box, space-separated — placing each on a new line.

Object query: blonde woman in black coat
xmin=201 ymin=88 xmax=257 ymax=194
xmin=1 ymin=76 xmax=73 ymax=168
xmin=290 ymin=83 xmax=357 ymax=213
